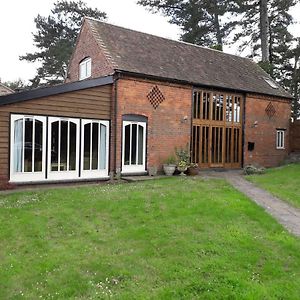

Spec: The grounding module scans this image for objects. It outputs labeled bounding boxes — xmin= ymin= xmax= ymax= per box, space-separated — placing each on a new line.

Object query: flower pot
xmin=148 ymin=166 xmax=158 ymax=176
xmin=187 ymin=167 xmax=199 ymax=176
xmin=177 ymin=166 xmax=187 ymax=176
xmin=163 ymin=164 xmax=176 ymax=176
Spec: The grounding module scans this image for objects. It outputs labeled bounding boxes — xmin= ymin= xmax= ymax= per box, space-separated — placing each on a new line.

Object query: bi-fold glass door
xmin=122 ymin=121 xmax=146 ymax=173
xmin=81 ymin=120 xmax=109 ymax=178
xmin=10 ymin=115 xmax=46 ymax=182
xmin=48 ymin=117 xmax=80 ymax=180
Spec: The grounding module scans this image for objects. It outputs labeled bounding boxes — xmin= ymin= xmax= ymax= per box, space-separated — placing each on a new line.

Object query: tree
xmin=137 ymin=0 xmax=239 ymax=50
xmin=233 ymin=0 xmax=296 ymax=67
xmin=2 ymin=79 xmax=28 ymax=92
xmin=20 ymin=1 xmax=106 ymax=87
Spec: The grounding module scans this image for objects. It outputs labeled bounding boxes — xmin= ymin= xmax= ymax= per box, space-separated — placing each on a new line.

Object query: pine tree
xmin=137 ymin=0 xmax=239 ymax=50
xmin=20 ymin=0 xmax=106 ymax=87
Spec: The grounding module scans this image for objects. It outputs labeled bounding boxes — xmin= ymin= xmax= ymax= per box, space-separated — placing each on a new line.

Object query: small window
xmin=79 ymin=57 xmax=91 ymax=80
xmin=264 ymin=77 xmax=279 ymax=89
xmin=276 ymin=130 xmax=285 ymax=149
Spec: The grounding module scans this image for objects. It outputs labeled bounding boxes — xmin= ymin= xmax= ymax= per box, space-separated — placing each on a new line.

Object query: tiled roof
xmin=87 ymin=18 xmax=292 ymax=99
xmin=0 ymin=83 xmax=13 ymax=96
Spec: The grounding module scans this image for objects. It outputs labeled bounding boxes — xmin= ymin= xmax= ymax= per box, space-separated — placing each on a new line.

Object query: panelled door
xmin=191 ymin=90 xmax=243 ymax=168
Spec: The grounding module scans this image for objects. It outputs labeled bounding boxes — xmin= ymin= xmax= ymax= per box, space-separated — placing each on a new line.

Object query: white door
xmin=10 ymin=115 xmax=46 ymax=182
xmin=81 ymin=119 xmax=109 ymax=178
xmin=122 ymin=121 xmax=146 ymax=173
xmin=48 ymin=117 xmax=80 ymax=180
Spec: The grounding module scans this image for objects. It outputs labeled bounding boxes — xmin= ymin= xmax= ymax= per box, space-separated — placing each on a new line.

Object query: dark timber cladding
xmin=0 ymin=84 xmax=112 ymax=183
xmin=191 ymin=89 xmax=243 ymax=168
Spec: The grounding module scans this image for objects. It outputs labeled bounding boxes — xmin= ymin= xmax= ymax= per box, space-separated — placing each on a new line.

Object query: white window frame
xmin=10 ymin=114 xmax=46 ymax=182
xmin=79 ymin=57 xmax=92 ymax=80
xmin=276 ymin=130 xmax=285 ymax=149
xmin=122 ymin=121 xmax=147 ymax=174
xmin=47 ymin=117 xmax=80 ymax=180
xmin=81 ymin=119 xmax=110 ymax=179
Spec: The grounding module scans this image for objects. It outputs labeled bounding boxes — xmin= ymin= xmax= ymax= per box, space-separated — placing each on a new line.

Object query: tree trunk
xmin=292 ymin=55 xmax=299 ymax=120
xmin=212 ymin=0 xmax=223 ymax=50
xmin=259 ymin=0 xmax=270 ymax=62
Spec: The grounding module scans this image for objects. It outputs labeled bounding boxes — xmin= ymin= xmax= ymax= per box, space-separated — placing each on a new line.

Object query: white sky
xmin=0 ymin=0 xmax=300 ymax=83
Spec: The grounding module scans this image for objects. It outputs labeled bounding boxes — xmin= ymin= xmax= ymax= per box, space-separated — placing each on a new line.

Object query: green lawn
xmin=247 ymin=164 xmax=300 ymax=209
xmin=1 ymin=178 xmax=300 ymax=299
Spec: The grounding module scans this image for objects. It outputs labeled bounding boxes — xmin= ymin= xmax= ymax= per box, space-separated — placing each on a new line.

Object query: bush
xmin=244 ymin=165 xmax=266 ymax=175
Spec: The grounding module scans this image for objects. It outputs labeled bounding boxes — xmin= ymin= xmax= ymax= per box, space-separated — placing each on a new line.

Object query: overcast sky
xmin=0 ymin=0 xmax=300 ymax=83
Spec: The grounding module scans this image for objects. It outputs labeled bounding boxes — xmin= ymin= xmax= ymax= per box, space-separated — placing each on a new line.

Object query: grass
xmin=1 ymin=177 xmax=300 ymax=299
xmin=247 ymin=163 xmax=300 ymax=209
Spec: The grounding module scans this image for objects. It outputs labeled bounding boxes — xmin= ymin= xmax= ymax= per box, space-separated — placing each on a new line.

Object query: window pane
xmin=24 ymin=118 xmax=33 ymax=172
xmin=138 ymin=125 xmax=144 ymax=165
xmin=60 ymin=121 xmax=68 ymax=171
xmin=124 ymin=125 xmax=130 ymax=165
xmin=99 ymin=124 xmax=106 ymax=169
xmin=226 ymin=96 xmax=232 ymax=122
xmin=69 ymin=122 xmax=77 ymax=171
xmin=51 ymin=121 xmax=59 ymax=171
xmin=87 ymin=59 xmax=91 ymax=77
xmin=92 ymin=123 xmax=99 ymax=170
xmin=79 ymin=63 xmax=85 ymax=80
xmin=34 ymin=120 xmax=43 ymax=172
xmin=131 ymin=124 xmax=137 ymax=164
xmin=84 ymin=123 xmax=91 ymax=170
xmin=14 ymin=119 xmax=23 ymax=172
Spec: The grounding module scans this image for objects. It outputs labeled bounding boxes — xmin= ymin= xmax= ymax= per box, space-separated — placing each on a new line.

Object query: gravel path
xmin=221 ymin=172 xmax=300 ymax=237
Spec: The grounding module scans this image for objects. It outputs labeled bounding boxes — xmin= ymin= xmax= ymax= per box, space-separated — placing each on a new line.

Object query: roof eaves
xmin=116 ymin=69 xmax=293 ymax=100
xmin=0 ymin=76 xmax=114 ymax=106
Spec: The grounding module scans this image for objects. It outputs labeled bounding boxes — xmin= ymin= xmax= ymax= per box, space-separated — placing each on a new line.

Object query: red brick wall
xmin=290 ymin=121 xmax=300 ymax=152
xmin=115 ymin=77 xmax=192 ymax=172
xmin=244 ymin=94 xmax=291 ymax=167
xmin=66 ymin=20 xmax=114 ymax=83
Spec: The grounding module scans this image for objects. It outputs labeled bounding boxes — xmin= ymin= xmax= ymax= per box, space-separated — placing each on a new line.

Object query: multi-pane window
xmin=10 ymin=114 xmax=109 ymax=182
xmin=276 ymin=130 xmax=285 ymax=149
xmin=193 ymin=91 xmax=241 ymax=123
xmin=79 ymin=57 xmax=92 ymax=80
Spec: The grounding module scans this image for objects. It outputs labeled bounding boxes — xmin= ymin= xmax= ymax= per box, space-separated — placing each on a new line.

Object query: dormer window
xmin=79 ymin=57 xmax=91 ymax=80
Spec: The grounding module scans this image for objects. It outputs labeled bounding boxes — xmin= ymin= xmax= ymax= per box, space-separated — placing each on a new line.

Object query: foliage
xmin=20 ymin=0 xmax=106 ymax=87
xmin=1 ymin=178 xmax=300 ymax=298
xmin=164 ymin=154 xmax=177 ymax=165
xmin=2 ymin=79 xmax=29 ymax=92
xmin=247 ymin=164 xmax=300 ymax=208
xmin=177 ymin=160 xmax=188 ymax=168
xmin=137 ymin=0 xmax=240 ymax=50
xmin=175 ymin=144 xmax=190 ymax=163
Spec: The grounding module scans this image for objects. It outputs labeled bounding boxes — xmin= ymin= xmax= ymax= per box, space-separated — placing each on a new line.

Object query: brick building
xmin=0 ymin=18 xmax=292 ymax=188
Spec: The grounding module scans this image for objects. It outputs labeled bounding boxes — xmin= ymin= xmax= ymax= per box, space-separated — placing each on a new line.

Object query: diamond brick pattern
xmin=265 ymin=102 xmax=276 ymax=118
xmin=147 ymin=85 xmax=165 ymax=109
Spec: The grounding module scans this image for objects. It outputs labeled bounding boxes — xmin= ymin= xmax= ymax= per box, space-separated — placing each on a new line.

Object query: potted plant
xmin=175 ymin=145 xmax=190 ymax=175
xmin=163 ymin=155 xmax=177 ymax=176
xmin=187 ymin=163 xmax=199 ymax=176
xmin=177 ymin=160 xmax=188 ymax=176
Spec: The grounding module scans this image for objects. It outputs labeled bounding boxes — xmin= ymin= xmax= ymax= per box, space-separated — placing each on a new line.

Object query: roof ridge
xmin=85 ymin=18 xmax=119 ymax=69
xmin=85 ymin=16 xmax=252 ymax=62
